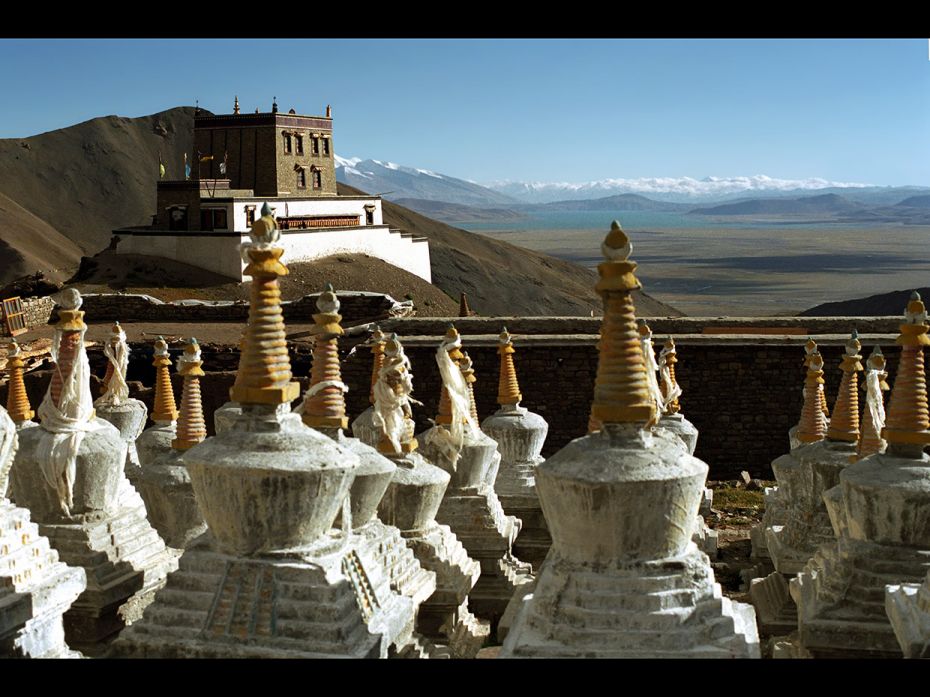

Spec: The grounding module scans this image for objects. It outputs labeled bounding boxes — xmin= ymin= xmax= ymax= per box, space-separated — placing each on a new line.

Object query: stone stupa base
xmin=749 ymin=485 xmax=786 ymax=561
xmin=1 ymin=500 xmax=86 ymax=658
xmin=766 ymin=440 xmax=854 ymax=576
xmin=111 ymin=529 xmax=417 ymax=658
xmin=135 ymin=450 xmax=207 ymax=551
xmin=436 ymin=484 xmax=534 ymax=627
xmin=212 ymin=400 xmax=241 ymax=436
xmin=885 ymin=577 xmax=930 ymax=658
xmin=793 ymin=536 xmax=930 ymax=658
xmin=659 ymin=413 xmax=698 ymax=455
xmin=350 ymin=406 xmax=379 ymax=450
xmin=37 ymin=480 xmax=178 ymax=654
xmin=135 ymin=422 xmax=175 ymax=470
xmin=501 ymin=545 xmax=760 ymax=658
xmin=95 ymin=400 xmax=148 ymax=483
xmin=749 ymin=571 xmax=798 ymax=636
xmin=500 ymin=490 xmax=551 ymax=571
xmin=402 ymin=521 xmax=489 ymax=658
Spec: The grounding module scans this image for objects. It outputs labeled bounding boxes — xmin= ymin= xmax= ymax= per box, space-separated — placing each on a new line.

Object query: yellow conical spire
xmin=229 ymin=205 xmax=300 ymax=406
xmin=805 ymin=338 xmax=830 ymax=418
xmin=233 ymin=95 xmax=240 ymax=114
xmin=496 ymin=327 xmax=522 ymax=407
xmin=461 ymin=351 xmax=479 ymax=422
xmin=301 ymin=284 xmax=348 ymax=430
xmin=172 ymin=338 xmax=207 ymax=450
xmin=857 ymin=345 xmax=890 ymax=459
xmin=436 ymin=324 xmax=464 ymax=426
xmin=882 ymin=292 xmax=930 ymax=447
xmin=589 ymin=221 xmax=654 ymax=426
xmin=150 ymin=336 xmax=179 ymax=423
xmin=796 ymin=350 xmax=828 ymax=443
xmin=661 ymin=336 xmax=681 ymax=415
xmin=368 ymin=326 xmax=386 ymax=406
xmin=826 ymin=330 xmax=863 ymax=443
xmin=5 ymin=339 xmax=34 ymax=423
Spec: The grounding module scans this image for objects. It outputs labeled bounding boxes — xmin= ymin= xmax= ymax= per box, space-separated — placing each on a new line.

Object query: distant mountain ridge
xmin=690 ymin=193 xmax=860 ymax=216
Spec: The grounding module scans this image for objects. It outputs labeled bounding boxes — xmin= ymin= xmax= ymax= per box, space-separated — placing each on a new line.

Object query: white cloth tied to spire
xmin=36 ymin=326 xmax=106 ymax=515
xmin=294 ymin=380 xmax=349 ymax=416
xmin=372 ymin=343 xmax=422 ymax=454
xmin=423 ymin=335 xmax=473 ymax=469
xmin=864 ymin=368 xmax=887 ymax=442
xmin=658 ymin=344 xmax=683 ymax=413
xmin=97 ymin=325 xmax=130 ymax=406
xmin=640 ymin=335 xmax=666 ymax=424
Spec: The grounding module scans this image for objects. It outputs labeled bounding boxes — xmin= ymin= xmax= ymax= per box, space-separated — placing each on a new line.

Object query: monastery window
xmin=295 ymin=134 xmax=304 ymax=155
xmin=311 ymin=136 xmax=320 ymax=156
xmin=167 ymin=205 xmax=188 ymax=231
xmin=312 ymin=169 xmax=322 ymax=189
xmin=283 ymin=132 xmax=292 ymax=154
xmin=245 ymin=205 xmax=256 ymax=227
xmin=322 ymin=137 xmax=330 ymax=156
xmin=364 ymin=205 xmax=375 ymax=226
xmin=297 ymin=169 xmax=307 ymax=189
xmin=200 ymin=208 xmax=228 ymax=231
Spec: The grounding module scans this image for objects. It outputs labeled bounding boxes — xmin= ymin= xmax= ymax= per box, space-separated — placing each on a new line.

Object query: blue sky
xmin=2 ymin=38 xmax=928 ymax=186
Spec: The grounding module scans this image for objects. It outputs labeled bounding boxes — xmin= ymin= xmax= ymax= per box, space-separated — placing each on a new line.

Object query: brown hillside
xmin=0 ymin=107 xmax=197 ymax=254
xmin=0 ymin=191 xmax=83 ymax=287
xmin=69 ymin=250 xmax=459 ymax=315
xmin=340 ymin=183 xmax=680 ymax=317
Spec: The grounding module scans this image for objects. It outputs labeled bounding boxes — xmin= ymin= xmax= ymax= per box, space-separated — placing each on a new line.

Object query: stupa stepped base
xmin=136 ymin=451 xmax=207 ymax=550
xmin=354 ymin=520 xmax=436 ymax=609
xmin=692 ymin=515 xmax=718 ymax=559
xmin=793 ymin=537 xmax=930 ymax=658
xmin=1 ymin=500 xmax=86 ymax=658
xmin=403 ymin=522 xmax=489 ymax=658
xmin=212 ymin=401 xmax=241 ymax=436
xmin=494 ymin=460 xmax=538 ymax=499
xmin=749 ymin=572 xmax=798 ymax=635
xmin=501 ymin=546 xmax=760 ymax=658
xmin=765 ymin=522 xmax=835 ymax=576
xmin=500 ymin=492 xmax=550 ymax=571
xmin=111 ymin=529 xmax=417 ymax=658
xmin=391 ymin=631 xmax=452 ymax=659
xmin=136 ymin=423 xmax=175 ymax=470
xmin=435 ymin=485 xmax=534 ymax=624
xmin=885 ymin=578 xmax=930 ymax=658
xmin=350 ymin=407 xmax=379 ymax=450
xmin=749 ymin=486 xmax=785 ymax=561
xmin=36 ymin=492 xmax=178 ymax=651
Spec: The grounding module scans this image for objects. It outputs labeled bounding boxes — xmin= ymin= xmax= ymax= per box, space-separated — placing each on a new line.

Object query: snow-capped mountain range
xmin=335 ymin=154 xmax=925 ymax=208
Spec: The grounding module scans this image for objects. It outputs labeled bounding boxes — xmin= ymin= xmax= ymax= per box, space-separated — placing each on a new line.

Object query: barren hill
xmin=0 ymin=191 xmax=83 ymax=287
xmin=0 ymin=106 xmax=680 ymax=318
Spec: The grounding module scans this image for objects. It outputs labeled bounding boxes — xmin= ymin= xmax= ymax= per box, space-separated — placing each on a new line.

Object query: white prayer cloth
xmin=640 ymin=336 xmax=666 ymax=423
xmin=423 ymin=337 xmax=473 ymax=469
xmin=372 ymin=344 xmax=420 ymax=454
xmin=36 ymin=327 xmax=105 ymax=515
xmin=294 ymin=379 xmax=348 ymax=416
xmin=96 ymin=326 xmax=130 ymax=406
xmin=658 ymin=345 xmax=683 ymax=413
xmin=864 ymin=369 xmax=887 ymax=439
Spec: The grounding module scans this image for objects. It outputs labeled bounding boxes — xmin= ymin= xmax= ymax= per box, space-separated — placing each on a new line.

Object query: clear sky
xmin=2 ymin=38 xmax=928 ymax=186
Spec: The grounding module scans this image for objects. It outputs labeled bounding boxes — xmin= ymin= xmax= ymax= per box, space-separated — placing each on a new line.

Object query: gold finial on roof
xmin=234 ymin=95 xmax=240 ymax=114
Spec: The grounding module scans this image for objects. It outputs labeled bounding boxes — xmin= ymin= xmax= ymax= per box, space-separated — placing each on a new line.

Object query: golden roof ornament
xmin=590 ymin=221 xmax=654 ymax=426
xmin=233 ymin=95 xmax=240 ymax=114
xmin=881 ymin=292 xmax=930 ymax=447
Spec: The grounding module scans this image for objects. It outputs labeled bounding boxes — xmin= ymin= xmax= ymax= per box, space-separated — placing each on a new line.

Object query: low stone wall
xmin=3 ymin=315 xmax=903 ymax=481
xmin=61 ymin=291 xmax=412 ymax=325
